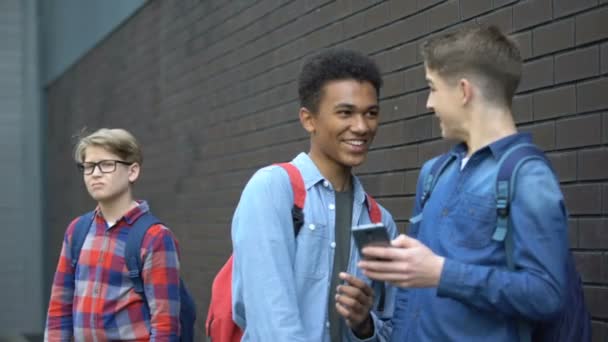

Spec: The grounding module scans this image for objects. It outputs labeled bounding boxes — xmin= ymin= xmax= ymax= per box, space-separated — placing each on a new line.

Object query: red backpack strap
xmin=366 ymin=193 xmax=382 ymax=223
xmin=275 ymin=163 xmax=306 ymax=236
xmin=275 ymin=163 xmax=306 ymax=209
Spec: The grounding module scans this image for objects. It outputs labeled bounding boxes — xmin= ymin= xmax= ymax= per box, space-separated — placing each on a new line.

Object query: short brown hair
xmin=421 ymin=24 xmax=522 ymax=106
xmin=74 ymin=128 xmax=143 ymax=165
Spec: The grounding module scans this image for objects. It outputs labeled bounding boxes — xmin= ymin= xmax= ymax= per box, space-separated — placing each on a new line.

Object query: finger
xmin=336 ymin=301 xmax=359 ymax=324
xmin=337 ymin=284 xmax=372 ymax=306
xmin=335 ymin=301 xmax=366 ymax=325
xmin=339 ymin=273 xmax=374 ymax=297
xmin=358 ymin=259 xmax=406 ymax=273
xmin=361 ymin=245 xmax=405 ymax=261
xmin=335 ymin=291 xmax=365 ymax=311
xmin=391 ymin=234 xmax=420 ymax=248
xmin=361 ymin=269 xmax=411 ymax=285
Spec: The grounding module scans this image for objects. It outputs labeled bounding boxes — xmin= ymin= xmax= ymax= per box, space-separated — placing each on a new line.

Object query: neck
xmin=98 ymin=192 xmax=137 ymax=223
xmin=308 ymin=150 xmax=352 ymax=192
xmin=463 ymin=106 xmax=517 ymax=156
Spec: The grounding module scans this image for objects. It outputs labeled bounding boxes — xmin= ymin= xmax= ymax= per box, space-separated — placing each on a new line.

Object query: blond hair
xmin=74 ymin=128 xmax=143 ymax=165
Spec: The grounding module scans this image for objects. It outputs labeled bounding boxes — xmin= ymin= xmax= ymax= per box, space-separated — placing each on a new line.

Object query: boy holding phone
xmin=231 ymin=49 xmax=398 ymax=341
xmin=358 ymin=25 xmax=571 ymax=341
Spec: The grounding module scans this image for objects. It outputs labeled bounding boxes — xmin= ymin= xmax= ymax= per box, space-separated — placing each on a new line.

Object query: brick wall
xmin=46 ymin=0 xmax=608 ymax=339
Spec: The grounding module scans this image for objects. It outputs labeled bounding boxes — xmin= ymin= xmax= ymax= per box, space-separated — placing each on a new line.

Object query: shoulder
xmin=64 ymin=212 xmax=94 ymax=241
xmin=141 ymin=223 xmax=179 ymax=252
xmin=242 ymin=164 xmax=292 ymax=195
xmin=420 ymin=154 xmax=448 ymax=178
xmin=511 ymin=158 xmax=561 ymax=197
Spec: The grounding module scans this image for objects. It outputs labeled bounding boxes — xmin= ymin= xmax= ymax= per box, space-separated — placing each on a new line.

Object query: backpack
xmin=418 ymin=143 xmax=591 ymax=342
xmin=205 ymin=162 xmax=383 ymax=342
xmin=71 ymin=211 xmax=197 ymax=342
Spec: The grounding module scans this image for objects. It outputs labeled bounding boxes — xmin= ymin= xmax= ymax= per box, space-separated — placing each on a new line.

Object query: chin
xmin=89 ymin=190 xmax=115 ymax=203
xmin=340 ymin=155 xmax=367 ymax=168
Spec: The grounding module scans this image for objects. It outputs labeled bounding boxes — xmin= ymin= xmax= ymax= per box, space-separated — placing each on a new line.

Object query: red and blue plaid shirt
xmin=45 ymin=201 xmax=181 ymax=341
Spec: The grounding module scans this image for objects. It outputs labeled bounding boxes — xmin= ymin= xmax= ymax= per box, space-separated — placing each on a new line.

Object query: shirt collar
xmin=290 ymin=152 xmax=367 ymax=205
xmin=94 ymin=200 xmax=150 ymax=230
xmin=450 ymin=132 xmax=533 ymax=160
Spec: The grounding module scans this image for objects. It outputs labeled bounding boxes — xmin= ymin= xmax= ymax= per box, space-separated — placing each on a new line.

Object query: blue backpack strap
xmin=410 ymin=153 xmax=457 ymax=226
xmin=420 ymin=153 xmax=457 ymax=209
xmin=493 ymin=143 xmax=549 ymax=244
xmin=124 ymin=213 xmax=162 ymax=294
xmin=495 ymin=143 xmax=549 ymax=342
xmin=70 ymin=211 xmax=96 ymax=269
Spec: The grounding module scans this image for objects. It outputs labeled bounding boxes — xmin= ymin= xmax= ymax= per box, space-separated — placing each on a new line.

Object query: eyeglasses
xmin=76 ymin=160 xmax=133 ymax=175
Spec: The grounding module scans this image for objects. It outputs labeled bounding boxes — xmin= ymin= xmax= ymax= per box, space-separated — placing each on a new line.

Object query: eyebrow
xmin=334 ymin=103 xmax=379 ymax=111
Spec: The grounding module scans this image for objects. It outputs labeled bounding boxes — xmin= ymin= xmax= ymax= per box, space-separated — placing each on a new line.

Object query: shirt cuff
xmin=437 ymin=258 xmax=466 ymax=298
xmin=349 ymin=312 xmax=379 ymax=342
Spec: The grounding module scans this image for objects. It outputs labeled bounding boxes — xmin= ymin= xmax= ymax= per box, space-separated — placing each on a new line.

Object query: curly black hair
xmin=298 ymin=49 xmax=382 ymax=113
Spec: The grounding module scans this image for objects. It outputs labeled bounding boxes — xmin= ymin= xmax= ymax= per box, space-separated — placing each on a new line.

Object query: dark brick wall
xmin=45 ymin=0 xmax=608 ymax=339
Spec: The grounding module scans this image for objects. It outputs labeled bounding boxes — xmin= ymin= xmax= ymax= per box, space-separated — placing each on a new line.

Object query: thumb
xmin=391 ymin=234 xmax=420 ymax=248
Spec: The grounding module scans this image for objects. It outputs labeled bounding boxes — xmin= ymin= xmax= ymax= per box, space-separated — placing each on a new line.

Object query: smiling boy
xmin=231 ymin=49 xmax=398 ymax=341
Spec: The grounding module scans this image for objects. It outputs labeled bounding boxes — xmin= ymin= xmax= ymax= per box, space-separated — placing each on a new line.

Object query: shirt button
xmin=442 ymin=208 xmax=449 ymax=216
xmin=329 ymin=204 xmax=335 ymax=210
xmin=326 ymin=321 xmax=330 ymax=328
xmin=323 ymin=180 xmax=329 ymax=187
xmin=330 ymin=242 xmax=336 ymax=248
xmin=309 ymin=224 xmax=316 ymax=230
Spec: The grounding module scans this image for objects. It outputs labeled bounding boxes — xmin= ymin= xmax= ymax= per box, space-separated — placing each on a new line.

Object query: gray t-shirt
xmin=328 ymin=188 xmax=353 ymax=341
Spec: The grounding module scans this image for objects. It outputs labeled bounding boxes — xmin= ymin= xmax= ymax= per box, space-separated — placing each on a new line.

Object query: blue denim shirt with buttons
xmin=232 ymin=153 xmax=398 ymax=342
xmin=391 ymin=133 xmax=569 ymax=342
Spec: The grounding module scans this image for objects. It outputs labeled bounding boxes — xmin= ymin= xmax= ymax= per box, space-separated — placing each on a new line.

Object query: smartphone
xmin=352 ymin=223 xmax=391 ymax=256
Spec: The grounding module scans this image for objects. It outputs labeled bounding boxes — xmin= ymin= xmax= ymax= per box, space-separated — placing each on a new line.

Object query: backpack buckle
xmin=128 ymin=269 xmax=140 ymax=279
xmin=496 ymin=198 xmax=509 ymax=217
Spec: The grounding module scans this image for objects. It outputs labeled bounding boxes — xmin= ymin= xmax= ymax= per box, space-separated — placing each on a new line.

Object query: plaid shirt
xmin=45 ymin=201 xmax=180 ymax=341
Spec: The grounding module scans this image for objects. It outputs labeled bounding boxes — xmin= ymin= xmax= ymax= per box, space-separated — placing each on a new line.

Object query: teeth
xmin=347 ymin=140 xmax=365 ymax=146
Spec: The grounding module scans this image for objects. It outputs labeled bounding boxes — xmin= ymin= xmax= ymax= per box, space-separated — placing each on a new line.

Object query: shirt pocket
xmin=450 ymin=192 xmax=496 ymax=249
xmin=294 ymin=221 xmax=329 ymax=280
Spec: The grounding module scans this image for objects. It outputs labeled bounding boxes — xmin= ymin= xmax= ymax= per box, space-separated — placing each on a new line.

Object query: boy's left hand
xmin=335 ymin=272 xmax=374 ymax=338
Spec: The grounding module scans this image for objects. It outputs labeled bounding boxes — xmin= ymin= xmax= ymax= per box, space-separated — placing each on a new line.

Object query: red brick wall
xmin=46 ymin=0 xmax=608 ymax=339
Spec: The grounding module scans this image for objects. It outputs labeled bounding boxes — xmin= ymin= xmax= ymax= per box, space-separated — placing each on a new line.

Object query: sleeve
xmin=44 ymin=218 xmax=79 ymax=342
xmin=141 ymin=224 xmax=181 ymax=341
xmin=382 ymin=159 xmax=434 ymax=341
xmin=231 ymin=167 xmax=308 ymax=341
xmin=437 ymin=159 xmax=569 ymax=320
xmin=351 ymin=208 xmax=399 ymax=342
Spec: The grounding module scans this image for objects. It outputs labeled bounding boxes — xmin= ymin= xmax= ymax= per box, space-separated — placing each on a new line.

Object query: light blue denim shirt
xmin=391 ymin=133 xmax=569 ymax=341
xmin=232 ymin=153 xmax=398 ymax=342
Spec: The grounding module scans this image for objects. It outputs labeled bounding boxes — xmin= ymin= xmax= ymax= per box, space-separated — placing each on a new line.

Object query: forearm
xmin=45 ymin=240 xmax=75 ymax=341
xmin=437 ymin=258 xmax=564 ymax=320
xmin=143 ymin=227 xmax=181 ymax=340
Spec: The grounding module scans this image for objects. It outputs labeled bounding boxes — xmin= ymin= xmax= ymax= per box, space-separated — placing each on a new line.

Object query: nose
xmin=91 ymin=164 xmax=103 ymax=176
xmin=350 ymin=114 xmax=370 ymax=134
xmin=426 ymin=92 xmax=434 ymax=112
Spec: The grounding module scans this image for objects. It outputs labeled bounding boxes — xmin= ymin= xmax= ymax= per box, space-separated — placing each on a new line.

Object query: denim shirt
xmin=391 ymin=133 xmax=569 ymax=342
xmin=232 ymin=153 xmax=398 ymax=342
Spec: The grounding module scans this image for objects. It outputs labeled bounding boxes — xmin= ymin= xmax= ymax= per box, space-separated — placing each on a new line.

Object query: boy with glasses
xmin=45 ymin=128 xmax=181 ymax=341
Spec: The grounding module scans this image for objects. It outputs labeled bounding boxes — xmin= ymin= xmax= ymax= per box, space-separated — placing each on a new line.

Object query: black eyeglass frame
xmin=76 ymin=159 xmax=134 ymax=175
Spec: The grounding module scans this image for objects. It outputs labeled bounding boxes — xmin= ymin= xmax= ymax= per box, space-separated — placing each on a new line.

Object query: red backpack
xmin=205 ymin=162 xmax=382 ymax=342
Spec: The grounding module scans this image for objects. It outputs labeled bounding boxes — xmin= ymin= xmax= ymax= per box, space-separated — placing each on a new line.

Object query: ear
xmin=128 ymin=163 xmax=140 ymax=183
xmin=459 ymin=78 xmax=474 ymax=106
xmin=299 ymin=107 xmax=316 ymax=134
